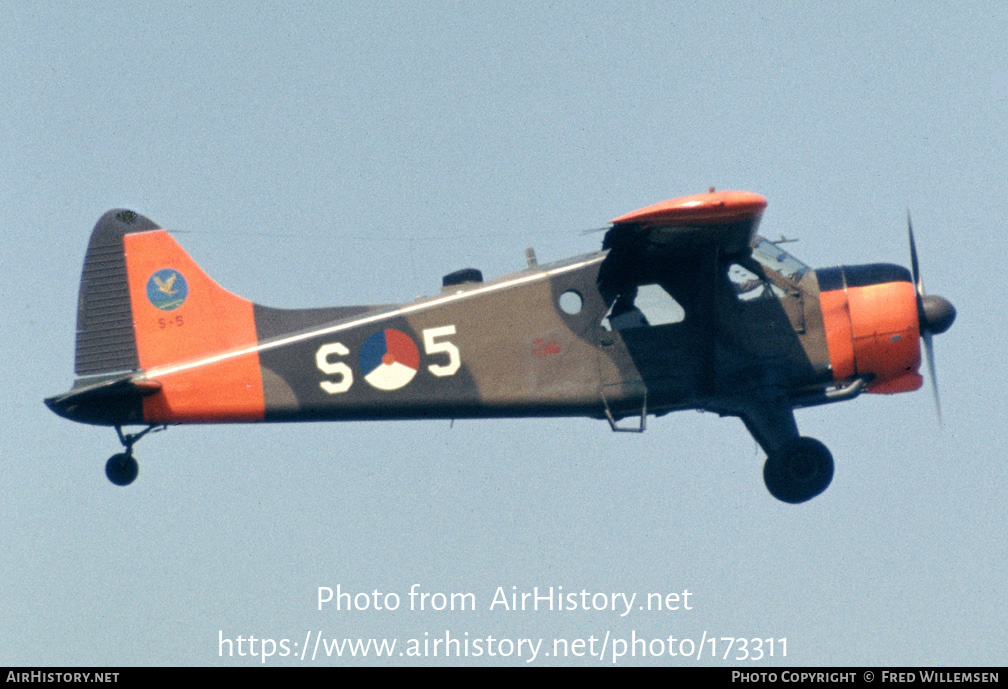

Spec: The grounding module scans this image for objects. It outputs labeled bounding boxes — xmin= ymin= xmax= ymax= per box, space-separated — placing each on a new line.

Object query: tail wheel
xmin=105 ymin=452 xmax=139 ymax=486
xmin=763 ymin=437 xmax=834 ymax=504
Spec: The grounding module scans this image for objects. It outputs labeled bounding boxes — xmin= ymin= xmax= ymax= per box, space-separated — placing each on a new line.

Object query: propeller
xmin=907 ymin=211 xmax=957 ymax=421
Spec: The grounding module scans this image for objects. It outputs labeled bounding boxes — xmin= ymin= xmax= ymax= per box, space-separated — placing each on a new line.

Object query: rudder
xmin=74 ymin=209 xmax=157 ymax=376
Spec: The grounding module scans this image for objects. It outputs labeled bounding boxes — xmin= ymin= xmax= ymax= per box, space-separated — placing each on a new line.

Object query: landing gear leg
xmin=105 ymin=425 xmax=164 ymax=486
xmin=735 ymin=398 xmax=835 ymax=503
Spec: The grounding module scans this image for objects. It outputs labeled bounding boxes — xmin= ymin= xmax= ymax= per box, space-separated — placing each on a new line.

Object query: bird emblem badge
xmin=146 ymin=268 xmax=188 ymax=310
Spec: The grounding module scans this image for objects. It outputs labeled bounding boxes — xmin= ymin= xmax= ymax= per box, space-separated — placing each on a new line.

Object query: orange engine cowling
xmin=817 ymin=264 xmax=923 ymax=394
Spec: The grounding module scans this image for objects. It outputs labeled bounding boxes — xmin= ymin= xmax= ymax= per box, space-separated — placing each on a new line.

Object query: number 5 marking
xmin=316 ymin=342 xmax=353 ymax=394
xmin=423 ymin=325 xmax=460 ymax=377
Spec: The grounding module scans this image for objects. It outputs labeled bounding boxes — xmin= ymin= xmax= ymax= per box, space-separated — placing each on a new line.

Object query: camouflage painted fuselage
xmin=48 ymin=209 xmax=838 ymax=434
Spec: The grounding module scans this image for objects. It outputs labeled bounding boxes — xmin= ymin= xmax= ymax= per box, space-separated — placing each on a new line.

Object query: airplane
xmin=45 ymin=190 xmax=956 ymax=503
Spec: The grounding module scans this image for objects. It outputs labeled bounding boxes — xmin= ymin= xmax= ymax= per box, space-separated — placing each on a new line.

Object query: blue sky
xmin=2 ymin=1 xmax=1006 ymax=666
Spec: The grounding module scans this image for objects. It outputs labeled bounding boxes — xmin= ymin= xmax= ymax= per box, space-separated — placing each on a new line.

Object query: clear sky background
xmin=2 ymin=1 xmax=1005 ymax=666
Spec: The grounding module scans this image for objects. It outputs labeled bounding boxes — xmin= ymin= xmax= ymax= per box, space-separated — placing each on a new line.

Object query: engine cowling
xmin=817 ymin=264 xmax=923 ymax=394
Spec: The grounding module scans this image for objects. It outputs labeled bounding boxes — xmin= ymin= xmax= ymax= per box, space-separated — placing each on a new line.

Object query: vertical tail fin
xmin=70 ymin=209 xmax=265 ymax=422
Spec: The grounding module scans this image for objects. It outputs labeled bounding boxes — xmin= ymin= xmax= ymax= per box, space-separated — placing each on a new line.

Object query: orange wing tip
xmin=611 ymin=190 xmax=767 ymax=226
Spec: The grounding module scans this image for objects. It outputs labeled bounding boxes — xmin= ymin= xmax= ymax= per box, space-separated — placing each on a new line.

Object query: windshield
xmin=751 ymin=237 xmax=809 ymax=282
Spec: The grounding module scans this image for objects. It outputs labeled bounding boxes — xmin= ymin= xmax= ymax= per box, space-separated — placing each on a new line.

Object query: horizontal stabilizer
xmin=45 ymin=374 xmax=162 ymax=426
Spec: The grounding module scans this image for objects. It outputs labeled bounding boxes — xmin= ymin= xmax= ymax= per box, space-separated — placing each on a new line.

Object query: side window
xmin=729 ymin=264 xmax=785 ymax=302
xmin=603 ymin=284 xmax=685 ymax=330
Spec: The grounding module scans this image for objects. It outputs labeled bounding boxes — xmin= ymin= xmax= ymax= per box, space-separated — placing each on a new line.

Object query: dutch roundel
xmin=359 ymin=329 xmax=420 ymax=391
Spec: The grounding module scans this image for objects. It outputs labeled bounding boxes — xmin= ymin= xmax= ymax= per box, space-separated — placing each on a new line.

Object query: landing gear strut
xmin=105 ymin=425 xmax=164 ymax=486
xmin=763 ymin=437 xmax=834 ymax=504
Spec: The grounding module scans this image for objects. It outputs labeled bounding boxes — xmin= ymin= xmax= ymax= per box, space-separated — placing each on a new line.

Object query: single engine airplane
xmin=45 ymin=190 xmax=956 ymax=503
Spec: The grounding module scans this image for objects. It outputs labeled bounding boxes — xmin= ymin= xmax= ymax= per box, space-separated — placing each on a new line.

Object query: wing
xmin=597 ymin=190 xmax=766 ymax=302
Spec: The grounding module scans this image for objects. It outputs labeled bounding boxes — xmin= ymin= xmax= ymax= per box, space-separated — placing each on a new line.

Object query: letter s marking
xmin=316 ymin=342 xmax=353 ymax=394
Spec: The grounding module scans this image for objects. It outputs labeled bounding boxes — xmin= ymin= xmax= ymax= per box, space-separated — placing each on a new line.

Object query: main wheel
xmin=763 ymin=437 xmax=833 ymax=504
xmin=105 ymin=452 xmax=139 ymax=486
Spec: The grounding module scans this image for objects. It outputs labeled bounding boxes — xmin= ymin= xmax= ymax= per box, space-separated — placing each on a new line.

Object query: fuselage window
xmin=558 ymin=290 xmax=583 ymax=314
xmin=603 ymin=283 xmax=685 ymax=330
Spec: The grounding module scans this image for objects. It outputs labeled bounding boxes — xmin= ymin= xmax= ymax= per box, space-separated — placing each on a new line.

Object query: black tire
xmin=105 ymin=453 xmax=139 ymax=486
xmin=763 ymin=437 xmax=834 ymax=504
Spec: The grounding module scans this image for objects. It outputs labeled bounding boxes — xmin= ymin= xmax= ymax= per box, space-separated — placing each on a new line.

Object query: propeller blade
xmin=922 ymin=330 xmax=942 ymax=424
xmin=907 ymin=210 xmax=924 ymax=297
xmin=908 ymin=211 xmax=954 ymax=423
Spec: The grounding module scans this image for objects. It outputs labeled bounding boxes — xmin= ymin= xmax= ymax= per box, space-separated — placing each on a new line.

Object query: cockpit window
xmin=751 ymin=238 xmax=809 ymax=282
xmin=603 ymin=283 xmax=685 ymax=330
xmin=729 ymin=263 xmax=786 ymax=301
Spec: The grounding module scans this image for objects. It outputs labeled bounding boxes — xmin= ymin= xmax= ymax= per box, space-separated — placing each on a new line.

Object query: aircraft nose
xmin=921 ymin=294 xmax=956 ymax=335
